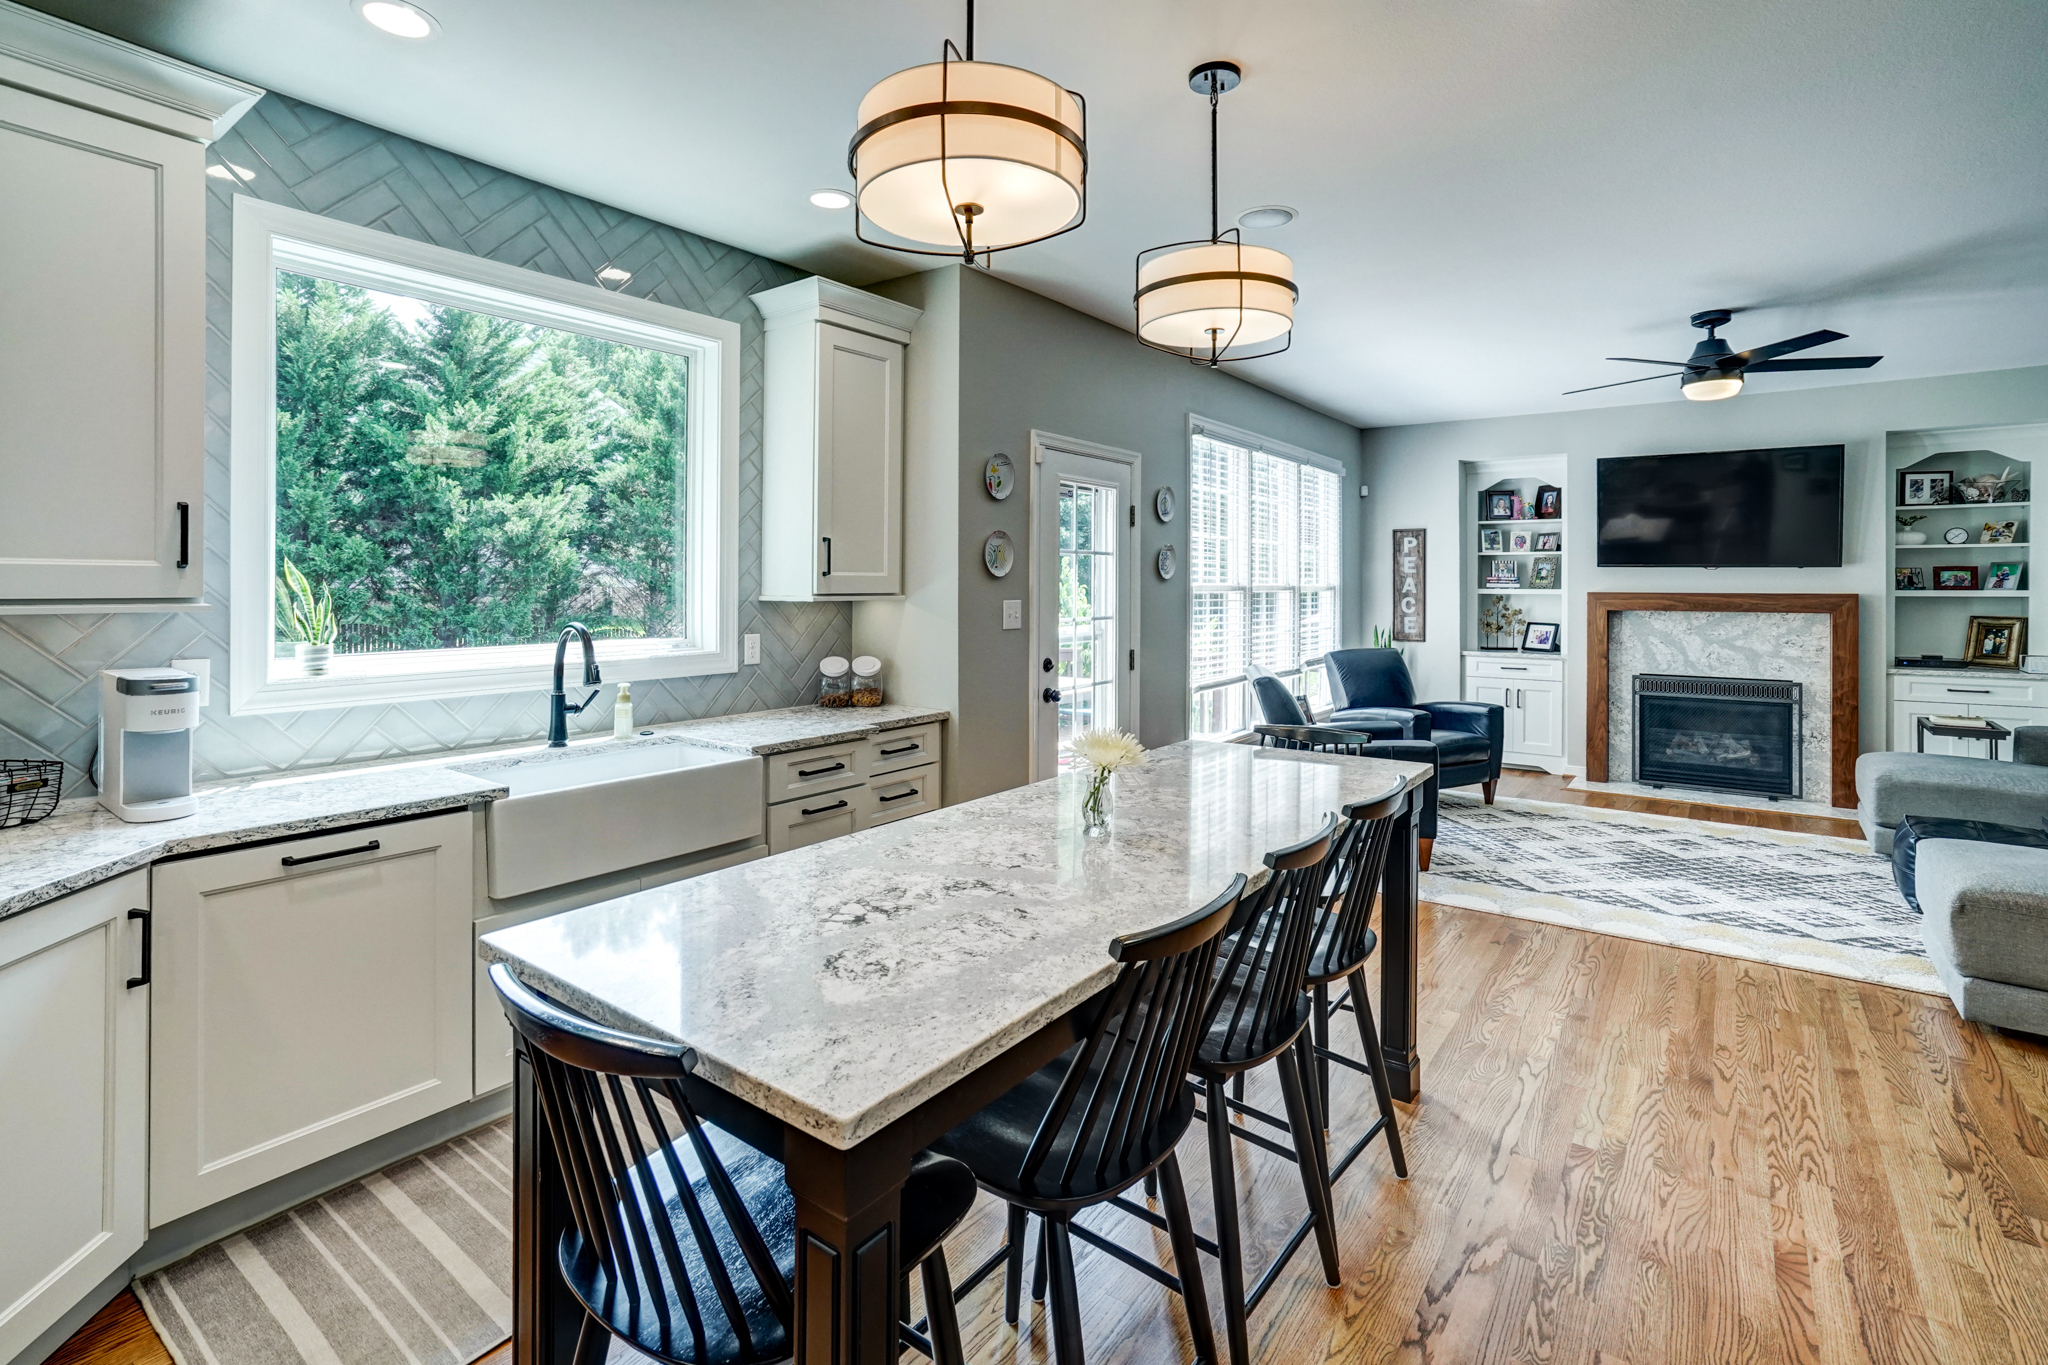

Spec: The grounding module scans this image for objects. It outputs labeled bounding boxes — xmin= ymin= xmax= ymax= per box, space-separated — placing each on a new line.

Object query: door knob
xmin=1042 ymin=687 xmax=1062 ymax=703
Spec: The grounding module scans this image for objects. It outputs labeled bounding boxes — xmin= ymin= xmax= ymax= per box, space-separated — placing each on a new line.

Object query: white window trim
xmin=1185 ymin=414 xmax=1345 ymax=734
xmin=228 ymin=197 xmax=741 ymax=715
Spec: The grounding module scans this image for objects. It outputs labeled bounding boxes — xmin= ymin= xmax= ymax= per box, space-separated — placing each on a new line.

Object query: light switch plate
xmin=1002 ymin=599 xmax=1022 ymax=630
xmin=743 ymin=633 xmax=760 ymax=665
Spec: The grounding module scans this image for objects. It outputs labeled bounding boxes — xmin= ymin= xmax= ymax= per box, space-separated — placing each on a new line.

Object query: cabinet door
xmin=0 ymin=871 xmax=149 ymax=1362
xmin=1513 ymin=680 xmax=1565 ymax=757
xmin=768 ymin=788 xmax=862 ymax=853
xmin=1467 ymin=676 xmax=1520 ymax=751
xmin=0 ymin=84 xmax=204 ymax=602
xmin=149 ymin=813 xmax=474 ymax=1225
xmin=813 ymin=322 xmax=903 ymax=595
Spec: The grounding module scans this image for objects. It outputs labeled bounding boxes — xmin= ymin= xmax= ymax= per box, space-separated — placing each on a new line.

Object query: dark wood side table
xmin=1915 ymin=715 xmax=2012 ymax=760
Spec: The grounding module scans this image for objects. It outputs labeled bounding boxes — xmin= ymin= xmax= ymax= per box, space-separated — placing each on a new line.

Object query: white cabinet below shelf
xmin=1466 ymin=657 xmax=1566 ymax=773
xmin=0 ymin=870 xmax=150 ymax=1363
xmin=753 ymin=278 xmax=920 ymax=601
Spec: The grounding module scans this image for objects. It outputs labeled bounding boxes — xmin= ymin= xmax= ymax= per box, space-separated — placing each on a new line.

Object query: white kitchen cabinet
xmin=0 ymin=870 xmax=149 ymax=1362
xmin=752 ymin=278 xmax=920 ymax=600
xmin=1465 ymin=653 xmax=1567 ymax=773
xmin=0 ymin=5 xmax=259 ymax=609
xmin=149 ymin=812 xmax=475 ymax=1224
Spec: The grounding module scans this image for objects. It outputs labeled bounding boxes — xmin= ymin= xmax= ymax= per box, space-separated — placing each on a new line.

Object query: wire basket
xmin=1 ymin=759 xmax=64 ymax=829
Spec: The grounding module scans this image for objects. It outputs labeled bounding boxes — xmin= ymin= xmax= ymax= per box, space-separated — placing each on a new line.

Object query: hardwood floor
xmin=52 ymin=788 xmax=2046 ymax=1365
xmin=42 ymin=1294 xmax=170 ymax=1365
xmin=1491 ymin=767 xmax=1866 ymax=839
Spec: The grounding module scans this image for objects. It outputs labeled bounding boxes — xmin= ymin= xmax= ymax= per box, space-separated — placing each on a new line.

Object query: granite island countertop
xmin=479 ymin=739 xmax=1430 ymax=1149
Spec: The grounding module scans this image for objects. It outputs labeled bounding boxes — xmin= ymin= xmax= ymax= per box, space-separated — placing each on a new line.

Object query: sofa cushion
xmin=1916 ymin=841 xmax=2048 ymax=990
xmin=1856 ymin=750 xmax=2048 ymax=848
xmin=1890 ymin=816 xmax=2048 ymax=913
xmin=1429 ymin=731 xmax=1493 ymax=766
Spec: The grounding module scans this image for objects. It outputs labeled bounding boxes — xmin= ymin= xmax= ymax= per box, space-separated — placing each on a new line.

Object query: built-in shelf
xmin=1893 ymin=541 xmax=2027 ymax=551
xmin=1475 ymin=551 xmax=1563 ymax=557
xmin=1894 ymin=590 xmax=2030 ymax=598
xmin=1894 ymin=502 xmax=2028 ymax=511
xmin=1477 ymin=518 xmax=1563 ymax=526
xmin=1480 ymin=586 xmax=1564 ymax=594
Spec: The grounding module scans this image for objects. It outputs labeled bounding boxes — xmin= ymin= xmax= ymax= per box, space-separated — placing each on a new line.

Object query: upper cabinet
xmin=0 ymin=2 xmax=261 ymax=611
xmin=752 ymin=278 xmax=920 ymax=600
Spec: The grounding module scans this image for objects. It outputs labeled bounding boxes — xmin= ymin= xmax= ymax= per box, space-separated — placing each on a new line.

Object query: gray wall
xmin=1358 ymin=364 xmax=2048 ymax=770
xmin=0 ymin=94 xmax=846 ymax=796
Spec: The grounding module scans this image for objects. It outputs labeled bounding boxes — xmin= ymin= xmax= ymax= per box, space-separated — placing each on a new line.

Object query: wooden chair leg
xmin=1143 ymin=1169 xmax=1158 ymax=1200
xmin=1206 ymin=1075 xmax=1252 ymax=1365
xmin=1004 ymin=1203 xmax=1028 ymax=1324
xmin=1482 ymin=778 xmax=1498 ymax=804
xmin=1044 ymin=1216 xmax=1088 ymax=1365
xmin=1348 ymin=968 xmax=1409 ymax=1178
xmin=571 ymin=1312 xmax=610 ymax=1365
xmin=1157 ymin=1152 xmax=1220 ymax=1365
xmin=1032 ymin=1214 xmax=1049 ymax=1304
xmin=1418 ymin=836 xmax=1433 ymax=872
xmin=1313 ymin=982 xmax=1332 ymax=1131
xmin=1278 ymin=1044 xmax=1342 ymax=1288
xmin=921 ymin=1250 xmax=968 ymax=1365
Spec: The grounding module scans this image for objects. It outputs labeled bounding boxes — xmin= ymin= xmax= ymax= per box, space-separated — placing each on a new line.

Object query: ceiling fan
xmin=1566 ymin=309 xmax=1883 ymax=401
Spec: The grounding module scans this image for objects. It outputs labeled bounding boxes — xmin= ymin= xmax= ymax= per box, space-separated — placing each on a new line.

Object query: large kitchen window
xmin=1188 ymin=419 xmax=1343 ymax=737
xmin=228 ymin=199 xmax=739 ymax=714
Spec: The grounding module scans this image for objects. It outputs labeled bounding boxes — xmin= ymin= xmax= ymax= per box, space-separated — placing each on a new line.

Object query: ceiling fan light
xmin=1136 ymin=242 xmax=1296 ymax=351
xmin=1681 ymin=372 xmax=1744 ymax=401
xmin=852 ymin=60 xmax=1085 ymax=251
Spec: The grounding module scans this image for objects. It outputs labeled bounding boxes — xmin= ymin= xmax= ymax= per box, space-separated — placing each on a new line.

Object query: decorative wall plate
xmin=1156 ymin=545 xmax=1177 ymax=580
xmin=1155 ymin=486 xmax=1176 ymax=522
xmin=984 ymin=530 xmax=1016 ymax=577
xmin=984 ymin=453 xmax=1016 ymax=500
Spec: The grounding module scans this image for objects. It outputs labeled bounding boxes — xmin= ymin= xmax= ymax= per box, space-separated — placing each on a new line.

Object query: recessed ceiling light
xmin=356 ymin=1 xmax=438 ymax=39
xmin=1236 ymin=205 xmax=1297 ymax=230
xmin=809 ymin=188 xmax=854 ymax=210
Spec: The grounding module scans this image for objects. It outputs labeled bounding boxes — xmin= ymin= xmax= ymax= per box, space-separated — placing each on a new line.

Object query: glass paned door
xmin=1033 ymin=443 xmax=1136 ymax=780
xmin=1057 ymin=480 xmax=1119 ymax=767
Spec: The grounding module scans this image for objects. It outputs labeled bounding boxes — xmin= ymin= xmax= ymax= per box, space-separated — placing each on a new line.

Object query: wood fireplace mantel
xmin=1584 ymin=593 xmax=1860 ymax=808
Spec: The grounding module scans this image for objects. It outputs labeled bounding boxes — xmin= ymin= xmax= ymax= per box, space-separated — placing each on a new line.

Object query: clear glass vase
xmin=1080 ymin=773 xmax=1113 ymax=837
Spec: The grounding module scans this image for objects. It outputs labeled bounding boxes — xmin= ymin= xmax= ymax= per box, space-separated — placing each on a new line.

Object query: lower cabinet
xmin=149 ymin=812 xmax=475 ymax=1225
xmin=0 ymin=871 xmax=149 ymax=1363
xmin=1465 ymin=654 xmax=1566 ymax=773
xmin=1891 ymin=675 xmax=2047 ymax=761
xmin=764 ymin=725 xmax=944 ymax=853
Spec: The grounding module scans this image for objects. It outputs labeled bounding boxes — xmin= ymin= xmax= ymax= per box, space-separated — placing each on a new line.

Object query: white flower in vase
xmin=1070 ymin=729 xmax=1145 ymax=836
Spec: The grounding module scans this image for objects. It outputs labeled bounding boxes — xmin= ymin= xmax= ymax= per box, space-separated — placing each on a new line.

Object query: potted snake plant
xmin=276 ymin=558 xmax=339 ymax=674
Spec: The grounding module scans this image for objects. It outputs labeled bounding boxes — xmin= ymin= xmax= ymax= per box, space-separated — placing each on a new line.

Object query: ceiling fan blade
xmin=1605 ymin=356 xmax=1694 ymax=367
xmin=1723 ymin=328 xmax=1848 ymax=368
xmin=1743 ymin=355 xmax=1883 ymax=372
xmin=1563 ymin=372 xmax=1682 ymax=395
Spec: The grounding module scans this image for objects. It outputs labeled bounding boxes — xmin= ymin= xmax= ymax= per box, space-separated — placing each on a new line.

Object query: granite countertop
xmin=480 ymin=739 xmax=1430 ymax=1150
xmin=0 ymin=765 xmax=508 ymax=923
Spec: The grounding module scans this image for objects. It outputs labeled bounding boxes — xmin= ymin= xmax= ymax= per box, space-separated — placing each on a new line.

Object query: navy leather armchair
xmin=1246 ymin=661 xmax=1407 ymax=740
xmin=1325 ymin=647 xmax=1504 ymax=802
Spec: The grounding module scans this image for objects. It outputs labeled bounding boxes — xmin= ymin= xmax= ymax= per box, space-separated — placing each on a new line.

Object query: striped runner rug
xmin=136 ymin=1118 xmax=514 ymax=1365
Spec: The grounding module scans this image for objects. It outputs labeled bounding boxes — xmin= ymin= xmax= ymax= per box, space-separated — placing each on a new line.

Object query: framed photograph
xmin=1535 ymin=485 xmax=1562 ymax=519
xmin=1933 ymin=564 xmax=1979 ymax=591
xmin=1511 ymin=531 xmax=1531 ymax=552
xmin=1898 ymin=469 xmax=1952 ymax=506
xmin=1483 ymin=490 xmax=1517 ymax=521
xmin=1530 ymin=554 xmax=1560 ymax=589
xmin=1480 ymin=527 xmax=1505 ymax=553
xmin=1533 ymin=531 xmax=1561 ymax=551
xmin=1483 ymin=558 xmax=1521 ymax=588
xmin=1985 ymin=561 xmax=2022 ymax=590
xmin=1980 ymin=520 xmax=2018 ymax=544
xmin=1895 ymin=565 xmax=1926 ymax=591
xmin=1964 ymin=615 xmax=2027 ymax=668
xmin=1520 ymin=621 xmax=1561 ymax=653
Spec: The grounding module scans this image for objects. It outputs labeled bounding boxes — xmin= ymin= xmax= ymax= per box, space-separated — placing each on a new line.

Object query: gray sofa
xmin=1856 ymin=727 xmax=2048 ymax=854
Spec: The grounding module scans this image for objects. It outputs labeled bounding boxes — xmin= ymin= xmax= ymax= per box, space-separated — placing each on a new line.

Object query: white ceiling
xmin=34 ymin=0 xmax=2048 ymax=428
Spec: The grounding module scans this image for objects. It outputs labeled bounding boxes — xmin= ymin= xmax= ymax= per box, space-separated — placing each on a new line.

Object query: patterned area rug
xmin=136 ymin=1119 xmax=512 ymax=1365
xmin=1424 ymin=794 xmax=1941 ymax=994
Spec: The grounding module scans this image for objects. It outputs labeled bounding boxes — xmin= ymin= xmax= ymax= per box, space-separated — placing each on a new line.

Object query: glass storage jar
xmin=818 ymin=656 xmax=852 ymax=707
xmin=851 ymin=656 xmax=884 ymax=706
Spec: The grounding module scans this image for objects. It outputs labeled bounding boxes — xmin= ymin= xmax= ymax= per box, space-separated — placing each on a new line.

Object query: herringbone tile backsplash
xmin=0 ymin=94 xmax=850 ymax=796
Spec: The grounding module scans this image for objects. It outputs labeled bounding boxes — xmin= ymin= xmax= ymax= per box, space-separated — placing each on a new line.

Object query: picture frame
xmin=1483 ymin=557 xmax=1521 ymax=587
xmin=1980 ymin=520 xmax=2018 ymax=544
xmin=1985 ymin=561 xmax=2022 ymax=590
xmin=1533 ymin=531 xmax=1561 ymax=551
xmin=1480 ymin=527 xmax=1505 ymax=553
xmin=1535 ymin=485 xmax=1562 ymax=519
xmin=1933 ymin=564 xmax=1979 ymax=591
xmin=1483 ymin=490 xmax=1517 ymax=521
xmin=1520 ymin=621 xmax=1561 ymax=653
xmin=1511 ymin=531 xmax=1531 ymax=552
xmin=1530 ymin=554 xmax=1560 ymax=589
xmin=1964 ymin=615 xmax=2026 ymax=669
xmin=1898 ymin=469 xmax=1952 ymax=506
xmin=1895 ymin=565 xmax=1926 ymax=591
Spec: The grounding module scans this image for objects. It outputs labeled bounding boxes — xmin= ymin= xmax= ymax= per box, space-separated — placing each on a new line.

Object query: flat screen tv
xmin=1596 ymin=445 xmax=1844 ymax=568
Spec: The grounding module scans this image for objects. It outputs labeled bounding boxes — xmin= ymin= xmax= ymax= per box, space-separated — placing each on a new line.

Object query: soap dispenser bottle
xmin=613 ymin=681 xmax=633 ymax=739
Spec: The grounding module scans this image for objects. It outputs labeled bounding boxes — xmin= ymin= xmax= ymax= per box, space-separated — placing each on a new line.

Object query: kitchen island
xmin=481 ymin=738 xmax=1432 ymax=1365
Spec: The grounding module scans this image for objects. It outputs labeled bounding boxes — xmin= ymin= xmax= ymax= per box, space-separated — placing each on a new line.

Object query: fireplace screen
xmin=1633 ymin=674 xmax=1802 ymax=798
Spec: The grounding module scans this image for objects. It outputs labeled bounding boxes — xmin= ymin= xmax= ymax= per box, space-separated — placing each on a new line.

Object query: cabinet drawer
xmin=768 ymin=787 xmax=862 ymax=853
xmin=865 ymin=723 xmax=939 ymax=776
xmin=1895 ymin=676 xmax=2041 ymax=706
xmin=766 ymin=742 xmax=864 ymax=803
xmin=1465 ymin=655 xmax=1564 ymax=681
xmin=859 ymin=764 xmax=937 ymax=828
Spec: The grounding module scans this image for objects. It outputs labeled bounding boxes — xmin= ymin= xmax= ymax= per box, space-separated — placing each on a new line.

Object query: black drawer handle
xmin=1944 ymin=687 xmax=1992 ymax=694
xmin=281 ymin=839 xmax=381 ymax=867
xmin=800 ymin=799 xmax=849 ymax=817
xmin=878 ymin=742 xmax=920 ymax=756
xmin=126 ymin=908 xmax=151 ymax=989
xmin=796 ymin=761 xmax=847 ymax=778
xmin=879 ymin=786 xmax=919 ymax=802
xmin=1502 ymin=666 xmax=1527 ymax=671
xmin=821 ymin=536 xmax=832 ymax=577
xmin=176 ymin=502 xmax=190 ymax=569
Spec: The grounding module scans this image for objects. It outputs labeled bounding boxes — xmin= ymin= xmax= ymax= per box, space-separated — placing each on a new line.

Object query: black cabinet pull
xmin=821 ymin=536 xmax=832 ymax=577
xmin=800 ymin=799 xmax=849 ymax=817
xmin=878 ymin=787 xmax=919 ymax=802
xmin=281 ymin=838 xmax=381 ymax=867
xmin=176 ymin=502 xmax=190 ymax=569
xmin=126 ymin=908 xmax=151 ymax=989
xmin=1944 ymin=687 xmax=1992 ymax=694
xmin=796 ymin=761 xmax=846 ymax=778
xmin=878 ymin=742 xmax=919 ymax=756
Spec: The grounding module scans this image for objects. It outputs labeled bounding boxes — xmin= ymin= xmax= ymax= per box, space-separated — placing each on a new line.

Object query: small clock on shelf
xmin=1943 ymin=526 xmax=1970 ymax=545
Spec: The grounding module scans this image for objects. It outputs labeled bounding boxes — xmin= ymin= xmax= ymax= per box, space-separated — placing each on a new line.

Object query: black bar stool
xmin=1254 ymin=722 xmax=1442 ymax=870
xmin=928 ymin=875 xmax=1248 ymax=1365
xmin=489 ymin=963 xmax=977 ymax=1365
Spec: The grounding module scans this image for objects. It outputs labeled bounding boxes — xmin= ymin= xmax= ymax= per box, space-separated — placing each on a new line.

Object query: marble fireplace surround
xmin=1585 ymin=594 xmax=1860 ymax=809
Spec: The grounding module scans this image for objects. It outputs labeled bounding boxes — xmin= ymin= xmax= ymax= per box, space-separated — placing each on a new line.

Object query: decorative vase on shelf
xmin=295 ymin=642 xmax=333 ymax=675
xmin=1896 ymin=530 xmax=1928 ymax=546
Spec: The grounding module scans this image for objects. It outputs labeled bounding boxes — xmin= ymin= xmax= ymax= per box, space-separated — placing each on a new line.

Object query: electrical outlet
xmin=1002 ymin=599 xmax=1022 ymax=630
xmin=743 ymin=633 xmax=761 ymax=665
xmin=1360 ymin=483 xmax=1370 ymax=498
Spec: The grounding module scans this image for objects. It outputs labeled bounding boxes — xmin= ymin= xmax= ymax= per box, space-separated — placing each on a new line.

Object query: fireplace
xmin=1633 ymin=674 xmax=1802 ymax=798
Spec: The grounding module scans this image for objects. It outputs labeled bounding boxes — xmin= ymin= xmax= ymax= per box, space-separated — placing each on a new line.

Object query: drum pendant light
xmin=848 ymin=0 xmax=1087 ymax=261
xmin=1135 ymin=62 xmax=1297 ymax=365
